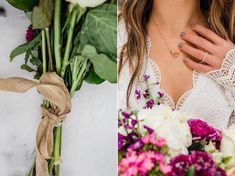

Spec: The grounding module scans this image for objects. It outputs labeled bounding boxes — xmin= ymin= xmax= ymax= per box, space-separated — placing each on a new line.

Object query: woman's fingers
xmin=183 ymin=58 xmax=213 ymax=73
xmin=191 ymin=24 xmax=225 ymax=45
xmin=178 ymin=42 xmax=217 ymax=66
xmin=180 ymin=31 xmax=218 ymax=54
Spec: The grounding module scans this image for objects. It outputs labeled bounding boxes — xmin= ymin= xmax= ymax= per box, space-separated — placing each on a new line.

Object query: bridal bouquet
xmin=0 ymin=0 xmax=117 ymax=176
xmin=118 ymin=77 xmax=235 ymax=176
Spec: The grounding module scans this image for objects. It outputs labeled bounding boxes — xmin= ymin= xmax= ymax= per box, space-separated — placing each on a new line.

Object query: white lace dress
xmin=118 ymin=21 xmax=235 ymax=129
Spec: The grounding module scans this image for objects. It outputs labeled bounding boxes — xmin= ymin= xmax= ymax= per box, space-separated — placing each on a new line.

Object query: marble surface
xmin=0 ymin=5 xmax=117 ymax=176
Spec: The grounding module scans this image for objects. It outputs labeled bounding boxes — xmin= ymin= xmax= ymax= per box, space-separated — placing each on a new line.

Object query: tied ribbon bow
xmin=0 ymin=72 xmax=71 ymax=176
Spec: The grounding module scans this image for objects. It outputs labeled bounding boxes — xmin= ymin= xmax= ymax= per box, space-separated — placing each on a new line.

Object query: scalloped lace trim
xmin=207 ymin=48 xmax=235 ymax=90
xmin=147 ymin=37 xmax=199 ymax=110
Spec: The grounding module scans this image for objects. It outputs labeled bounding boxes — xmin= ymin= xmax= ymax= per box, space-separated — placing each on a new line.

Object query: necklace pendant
xmin=170 ymin=51 xmax=179 ymax=58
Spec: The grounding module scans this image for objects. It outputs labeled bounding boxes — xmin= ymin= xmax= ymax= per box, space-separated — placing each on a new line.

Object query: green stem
xmin=45 ymin=27 xmax=54 ymax=72
xmin=27 ymin=160 xmax=35 ymax=176
xmin=42 ymin=30 xmax=47 ymax=73
xmin=70 ymin=60 xmax=88 ymax=97
xmin=52 ymin=5 xmax=87 ymax=175
xmin=60 ymin=7 xmax=78 ymax=78
xmin=54 ymin=126 xmax=62 ymax=176
xmin=54 ymin=0 xmax=62 ymax=74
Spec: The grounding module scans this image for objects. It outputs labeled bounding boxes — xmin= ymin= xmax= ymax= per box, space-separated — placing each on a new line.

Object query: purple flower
xmin=131 ymin=119 xmax=137 ymax=127
xmin=144 ymin=99 xmax=155 ymax=109
xmin=143 ymin=75 xmax=150 ymax=81
xmin=157 ymin=91 xmax=164 ymax=98
xmin=26 ymin=25 xmax=36 ymax=42
xmin=121 ymin=111 xmax=131 ymax=120
xmin=135 ymin=89 xmax=141 ymax=100
xmin=190 ymin=151 xmax=214 ymax=173
xmin=143 ymin=89 xmax=150 ymax=99
xmin=124 ymin=124 xmax=132 ymax=129
xmin=169 ymin=154 xmax=191 ymax=176
xmin=129 ymin=138 xmax=144 ymax=150
xmin=143 ymin=125 xmax=154 ymax=134
xmin=127 ymin=132 xmax=138 ymax=139
xmin=118 ymin=133 xmax=125 ymax=150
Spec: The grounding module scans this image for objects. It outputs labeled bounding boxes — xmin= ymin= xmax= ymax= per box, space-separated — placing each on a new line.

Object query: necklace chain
xmin=152 ymin=18 xmax=181 ymax=58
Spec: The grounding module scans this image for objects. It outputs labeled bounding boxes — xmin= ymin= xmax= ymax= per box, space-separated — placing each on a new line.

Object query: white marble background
xmin=0 ymin=1 xmax=117 ymax=176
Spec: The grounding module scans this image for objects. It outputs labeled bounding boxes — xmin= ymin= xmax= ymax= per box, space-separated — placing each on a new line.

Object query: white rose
xmin=66 ymin=0 xmax=107 ymax=8
xmin=139 ymin=105 xmax=192 ymax=156
xmin=221 ymin=125 xmax=235 ymax=156
xmin=221 ymin=125 xmax=235 ymax=169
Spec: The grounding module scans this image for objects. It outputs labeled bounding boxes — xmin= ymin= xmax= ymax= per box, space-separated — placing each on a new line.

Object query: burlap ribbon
xmin=0 ymin=72 xmax=71 ymax=176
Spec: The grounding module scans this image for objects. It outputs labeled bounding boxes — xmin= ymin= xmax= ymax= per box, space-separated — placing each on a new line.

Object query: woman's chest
xmin=150 ymin=57 xmax=194 ymax=106
xmin=134 ymin=60 xmax=233 ymax=128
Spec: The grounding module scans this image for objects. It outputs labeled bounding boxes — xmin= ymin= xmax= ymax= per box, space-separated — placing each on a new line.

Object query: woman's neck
xmin=151 ymin=0 xmax=206 ymax=33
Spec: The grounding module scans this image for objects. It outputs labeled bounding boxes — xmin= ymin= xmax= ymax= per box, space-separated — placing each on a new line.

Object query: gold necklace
xmin=152 ymin=19 xmax=181 ymax=59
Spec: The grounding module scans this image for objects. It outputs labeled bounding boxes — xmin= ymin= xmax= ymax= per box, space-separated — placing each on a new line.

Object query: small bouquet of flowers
xmin=118 ymin=76 xmax=235 ymax=176
xmin=0 ymin=0 xmax=117 ymax=176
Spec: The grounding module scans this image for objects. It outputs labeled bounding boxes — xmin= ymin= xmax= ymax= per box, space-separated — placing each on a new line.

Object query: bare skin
xmin=148 ymin=0 xmax=235 ymax=106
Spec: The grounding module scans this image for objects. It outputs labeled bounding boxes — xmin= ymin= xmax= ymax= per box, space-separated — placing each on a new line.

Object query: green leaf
xmin=21 ymin=64 xmax=35 ymax=72
xmin=32 ymin=0 xmax=54 ymax=29
xmin=188 ymin=141 xmax=206 ymax=152
xmin=222 ymin=156 xmax=233 ymax=164
xmin=85 ymin=66 xmax=105 ymax=84
xmin=81 ymin=44 xmax=117 ymax=83
xmin=30 ymin=57 xmax=42 ymax=66
xmin=80 ymin=4 xmax=117 ymax=61
xmin=10 ymin=33 xmax=41 ymax=62
xmin=184 ymin=166 xmax=195 ymax=176
xmin=7 ymin=0 xmax=38 ymax=11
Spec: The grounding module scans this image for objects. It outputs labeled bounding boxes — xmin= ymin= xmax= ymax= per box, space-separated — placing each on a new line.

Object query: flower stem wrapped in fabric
xmin=2 ymin=0 xmax=117 ymax=175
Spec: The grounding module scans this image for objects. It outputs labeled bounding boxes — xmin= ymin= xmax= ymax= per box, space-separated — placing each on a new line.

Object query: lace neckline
xmin=146 ymin=36 xmax=199 ymax=110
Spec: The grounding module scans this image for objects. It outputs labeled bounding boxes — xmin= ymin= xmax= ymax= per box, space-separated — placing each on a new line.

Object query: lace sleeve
xmin=207 ymin=49 xmax=235 ymax=126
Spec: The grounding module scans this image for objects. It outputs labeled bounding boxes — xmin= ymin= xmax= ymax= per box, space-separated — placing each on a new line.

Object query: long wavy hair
xmin=119 ymin=0 xmax=235 ymax=108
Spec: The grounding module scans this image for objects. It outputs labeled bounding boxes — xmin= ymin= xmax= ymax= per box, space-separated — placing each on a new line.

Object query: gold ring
xmin=200 ymin=52 xmax=208 ymax=64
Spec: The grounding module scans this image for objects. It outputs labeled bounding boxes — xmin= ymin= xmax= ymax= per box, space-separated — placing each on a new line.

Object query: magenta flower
xmin=26 ymin=25 xmax=36 ymax=42
xmin=190 ymin=151 xmax=214 ymax=173
xmin=187 ymin=119 xmax=222 ymax=149
xmin=169 ymin=154 xmax=191 ymax=176
xmin=188 ymin=119 xmax=212 ymax=137
xmin=201 ymin=167 xmax=227 ymax=176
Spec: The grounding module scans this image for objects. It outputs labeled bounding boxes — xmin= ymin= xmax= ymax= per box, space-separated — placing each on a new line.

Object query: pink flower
xmin=159 ymin=162 xmax=172 ymax=174
xmin=141 ymin=133 xmax=156 ymax=144
xmin=155 ymin=137 xmax=166 ymax=147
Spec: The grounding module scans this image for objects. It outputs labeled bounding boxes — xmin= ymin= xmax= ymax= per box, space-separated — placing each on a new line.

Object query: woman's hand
xmin=178 ymin=24 xmax=235 ymax=73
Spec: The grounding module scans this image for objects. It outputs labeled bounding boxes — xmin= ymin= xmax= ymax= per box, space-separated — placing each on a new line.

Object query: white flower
xmin=221 ymin=125 xmax=235 ymax=156
xmin=139 ymin=105 xmax=192 ymax=156
xmin=220 ymin=125 xmax=235 ymax=170
xmin=66 ymin=0 xmax=107 ymax=8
